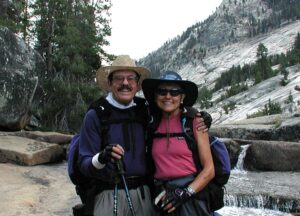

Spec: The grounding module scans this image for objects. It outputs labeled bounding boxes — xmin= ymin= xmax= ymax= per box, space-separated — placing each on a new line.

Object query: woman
xmin=142 ymin=71 xmax=215 ymax=216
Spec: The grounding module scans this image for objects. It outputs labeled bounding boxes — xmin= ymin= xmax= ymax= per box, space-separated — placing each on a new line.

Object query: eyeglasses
xmin=112 ymin=75 xmax=139 ymax=84
xmin=156 ymin=88 xmax=184 ymax=97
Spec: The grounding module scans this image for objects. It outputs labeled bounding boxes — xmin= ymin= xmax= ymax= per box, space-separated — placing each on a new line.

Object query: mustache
xmin=117 ymin=85 xmax=132 ymax=91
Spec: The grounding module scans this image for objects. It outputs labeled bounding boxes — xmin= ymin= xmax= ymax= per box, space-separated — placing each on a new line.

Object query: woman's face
xmin=155 ymin=82 xmax=185 ymax=116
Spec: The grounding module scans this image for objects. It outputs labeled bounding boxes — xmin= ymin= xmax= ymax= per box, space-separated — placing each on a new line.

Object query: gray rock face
xmin=244 ymin=140 xmax=300 ymax=171
xmin=0 ymin=27 xmax=46 ymax=131
xmin=210 ymin=114 xmax=300 ymax=142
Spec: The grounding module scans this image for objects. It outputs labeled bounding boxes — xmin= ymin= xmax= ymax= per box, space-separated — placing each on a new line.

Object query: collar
xmin=106 ymin=92 xmax=136 ymax=109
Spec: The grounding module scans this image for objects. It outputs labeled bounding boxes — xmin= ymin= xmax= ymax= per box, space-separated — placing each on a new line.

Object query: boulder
xmin=0 ymin=135 xmax=64 ymax=165
xmin=243 ymin=140 xmax=300 ymax=171
xmin=0 ymin=131 xmax=73 ymax=144
xmin=0 ymin=27 xmax=46 ymax=131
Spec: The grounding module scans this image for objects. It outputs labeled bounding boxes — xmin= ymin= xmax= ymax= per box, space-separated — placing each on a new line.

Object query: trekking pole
xmin=115 ymin=159 xmax=136 ymax=216
xmin=113 ymin=184 xmax=118 ymax=216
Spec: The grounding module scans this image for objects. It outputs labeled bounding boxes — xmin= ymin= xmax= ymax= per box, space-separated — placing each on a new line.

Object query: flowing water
xmin=215 ymin=144 xmax=300 ymax=215
xmin=231 ymin=144 xmax=249 ymax=173
xmin=217 ymin=206 xmax=293 ymax=216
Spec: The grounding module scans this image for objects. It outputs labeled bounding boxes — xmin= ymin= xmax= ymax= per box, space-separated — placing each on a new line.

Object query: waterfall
xmin=219 ymin=144 xmax=300 ymax=215
xmin=232 ymin=144 xmax=250 ymax=173
xmin=224 ymin=194 xmax=299 ymax=213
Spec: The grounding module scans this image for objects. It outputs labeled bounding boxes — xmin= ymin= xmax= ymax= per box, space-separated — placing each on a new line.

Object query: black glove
xmin=98 ymin=144 xmax=115 ymax=164
xmin=163 ymin=186 xmax=192 ymax=209
xmin=199 ymin=111 xmax=212 ymax=129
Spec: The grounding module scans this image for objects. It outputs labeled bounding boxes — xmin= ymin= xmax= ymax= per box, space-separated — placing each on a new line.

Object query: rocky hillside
xmin=139 ymin=0 xmax=300 ymax=125
xmin=140 ymin=0 xmax=300 ymax=74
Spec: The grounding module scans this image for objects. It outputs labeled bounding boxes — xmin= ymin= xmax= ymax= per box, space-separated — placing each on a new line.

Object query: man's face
xmin=108 ymin=70 xmax=140 ymax=105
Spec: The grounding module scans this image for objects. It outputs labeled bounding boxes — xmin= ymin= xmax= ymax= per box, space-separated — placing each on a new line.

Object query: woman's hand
xmin=160 ymin=186 xmax=192 ymax=213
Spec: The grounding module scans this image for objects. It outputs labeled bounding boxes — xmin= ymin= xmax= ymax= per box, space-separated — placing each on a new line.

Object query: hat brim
xmin=142 ymin=78 xmax=198 ymax=107
xmin=96 ymin=66 xmax=151 ymax=91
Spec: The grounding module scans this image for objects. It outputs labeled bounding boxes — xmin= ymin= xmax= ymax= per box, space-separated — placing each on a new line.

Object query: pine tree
xmin=32 ymin=0 xmax=112 ymax=131
xmin=290 ymin=32 xmax=300 ymax=64
xmin=0 ymin=0 xmax=30 ymax=35
xmin=256 ymin=43 xmax=273 ymax=82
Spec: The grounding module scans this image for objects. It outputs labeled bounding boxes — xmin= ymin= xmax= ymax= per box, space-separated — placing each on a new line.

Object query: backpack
xmin=67 ymin=96 xmax=149 ymax=215
xmin=151 ymin=106 xmax=231 ymax=211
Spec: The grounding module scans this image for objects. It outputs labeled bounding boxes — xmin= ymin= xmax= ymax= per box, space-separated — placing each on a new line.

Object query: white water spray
xmin=232 ymin=144 xmax=250 ymax=173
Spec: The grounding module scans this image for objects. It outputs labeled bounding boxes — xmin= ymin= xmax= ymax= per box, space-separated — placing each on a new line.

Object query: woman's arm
xmin=189 ymin=117 xmax=215 ymax=193
xmin=161 ymin=117 xmax=215 ymax=213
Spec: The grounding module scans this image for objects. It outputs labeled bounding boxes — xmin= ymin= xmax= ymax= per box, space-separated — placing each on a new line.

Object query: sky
xmin=105 ymin=0 xmax=223 ymax=60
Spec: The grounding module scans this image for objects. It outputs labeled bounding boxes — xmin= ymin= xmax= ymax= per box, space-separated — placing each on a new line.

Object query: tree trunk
xmin=0 ymin=0 xmax=9 ymax=18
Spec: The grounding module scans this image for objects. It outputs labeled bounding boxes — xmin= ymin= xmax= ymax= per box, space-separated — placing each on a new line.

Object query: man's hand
xmin=195 ymin=111 xmax=212 ymax=132
xmin=98 ymin=144 xmax=124 ymax=164
xmin=161 ymin=186 xmax=192 ymax=213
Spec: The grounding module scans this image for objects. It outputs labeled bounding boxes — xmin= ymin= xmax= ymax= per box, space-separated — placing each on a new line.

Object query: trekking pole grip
xmin=115 ymin=158 xmax=125 ymax=175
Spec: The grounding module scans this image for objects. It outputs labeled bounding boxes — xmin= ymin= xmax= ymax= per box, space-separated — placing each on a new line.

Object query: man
xmin=77 ymin=55 xmax=211 ymax=216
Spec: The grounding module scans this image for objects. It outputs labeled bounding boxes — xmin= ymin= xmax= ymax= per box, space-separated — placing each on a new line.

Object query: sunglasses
xmin=156 ymin=88 xmax=184 ymax=97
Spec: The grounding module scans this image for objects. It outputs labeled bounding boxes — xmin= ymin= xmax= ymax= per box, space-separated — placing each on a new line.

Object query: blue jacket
xmin=78 ymin=104 xmax=148 ymax=181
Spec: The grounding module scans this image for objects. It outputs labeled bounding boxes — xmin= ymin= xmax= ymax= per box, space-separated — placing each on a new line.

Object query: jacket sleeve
xmin=77 ymin=109 xmax=115 ymax=180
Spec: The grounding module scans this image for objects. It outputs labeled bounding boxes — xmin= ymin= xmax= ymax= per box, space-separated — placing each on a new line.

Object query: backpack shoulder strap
xmin=181 ymin=106 xmax=198 ymax=147
xmin=181 ymin=106 xmax=202 ymax=170
xmin=133 ymin=96 xmax=151 ymax=127
xmin=88 ymin=97 xmax=112 ymax=149
xmin=88 ymin=97 xmax=111 ymax=120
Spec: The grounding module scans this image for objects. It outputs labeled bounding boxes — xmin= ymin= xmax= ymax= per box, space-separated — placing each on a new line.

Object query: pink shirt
xmin=152 ymin=113 xmax=197 ymax=179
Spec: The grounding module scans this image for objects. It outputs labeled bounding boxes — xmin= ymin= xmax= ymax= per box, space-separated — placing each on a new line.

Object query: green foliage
xmin=281 ymin=67 xmax=289 ymax=80
xmin=41 ymin=77 xmax=102 ymax=132
xmin=226 ymin=83 xmax=248 ymax=98
xmin=247 ymin=0 xmax=300 ymax=37
xmin=214 ymin=64 xmax=251 ymax=92
xmin=280 ymin=78 xmax=288 ymax=86
xmin=285 ymin=91 xmax=294 ymax=104
xmin=3 ymin=1 xmax=300 ymax=132
xmin=185 ymin=35 xmax=197 ymax=50
xmin=31 ymin=0 xmax=112 ymax=132
xmin=255 ymin=43 xmax=274 ymax=83
xmin=247 ymin=99 xmax=282 ymax=118
xmin=198 ymin=86 xmax=213 ymax=109
xmin=223 ymin=101 xmax=236 ymax=114
xmin=264 ymin=0 xmax=300 ymax=21
xmin=256 ymin=43 xmax=268 ymax=59
xmin=287 ymin=33 xmax=300 ymax=65
xmin=214 ymin=33 xmax=300 ymax=100
xmin=0 ymin=0 xmax=30 ymax=38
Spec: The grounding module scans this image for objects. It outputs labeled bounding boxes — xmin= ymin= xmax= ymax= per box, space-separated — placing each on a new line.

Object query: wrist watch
xmin=186 ymin=185 xmax=196 ymax=195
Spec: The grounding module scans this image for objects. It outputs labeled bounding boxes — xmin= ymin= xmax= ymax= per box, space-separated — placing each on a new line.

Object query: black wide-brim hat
xmin=142 ymin=70 xmax=198 ymax=107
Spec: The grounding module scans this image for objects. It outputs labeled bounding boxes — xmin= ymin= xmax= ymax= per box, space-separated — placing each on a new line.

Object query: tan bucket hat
xmin=96 ymin=55 xmax=151 ymax=91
